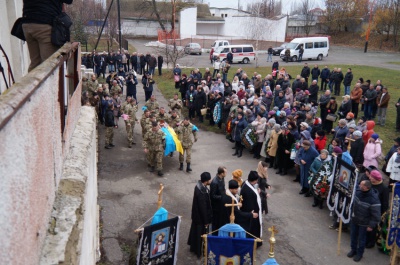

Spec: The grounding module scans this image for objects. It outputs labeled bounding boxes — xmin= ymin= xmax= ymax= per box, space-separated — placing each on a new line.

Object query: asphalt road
xmin=98 ymin=76 xmax=391 ymax=265
xmin=128 ymin=39 xmax=400 ymax=71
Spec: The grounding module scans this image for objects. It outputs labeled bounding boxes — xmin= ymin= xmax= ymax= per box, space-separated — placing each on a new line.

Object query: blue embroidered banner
xmin=387 ymin=183 xmax=400 ymax=248
xmin=207 ymin=236 xmax=254 ymax=265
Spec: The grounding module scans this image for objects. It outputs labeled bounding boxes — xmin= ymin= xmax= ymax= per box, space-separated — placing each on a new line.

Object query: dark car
xmin=272 ymin=43 xmax=288 ymax=55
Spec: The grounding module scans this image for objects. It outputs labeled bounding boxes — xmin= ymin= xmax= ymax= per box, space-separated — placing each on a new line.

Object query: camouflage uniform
xmin=145 ymin=99 xmax=159 ymax=113
xmin=123 ymin=103 xmax=138 ymax=146
xmin=177 ymin=123 xmax=197 ymax=163
xmin=110 ymin=85 xmax=122 ymax=96
xmin=105 ymin=127 xmax=114 ymax=146
xmin=156 ymin=112 xmax=169 ymax=123
xmin=168 ymin=98 xmax=183 ymax=116
xmin=141 ymin=115 xmax=152 ymax=136
xmin=87 ymin=79 xmax=98 ymax=97
xmin=143 ymin=128 xmax=165 ymax=171
xmin=167 ymin=115 xmax=181 ymax=131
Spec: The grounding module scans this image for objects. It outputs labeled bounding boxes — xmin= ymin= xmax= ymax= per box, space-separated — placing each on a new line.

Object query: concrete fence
xmin=0 ymin=43 xmax=99 ymax=264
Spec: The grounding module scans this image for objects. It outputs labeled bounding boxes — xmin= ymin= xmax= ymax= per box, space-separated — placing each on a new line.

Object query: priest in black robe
xmin=222 ymin=180 xmax=257 ymax=232
xmin=240 ymin=170 xmax=263 ymax=247
xmin=188 ymin=172 xmax=213 ymax=258
xmin=210 ymin=166 xmax=227 ymax=234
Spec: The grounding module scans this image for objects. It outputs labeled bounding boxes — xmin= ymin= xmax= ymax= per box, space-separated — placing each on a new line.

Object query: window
xmin=221 ymin=14 xmax=224 ymax=17
xmin=225 ymin=14 xmax=227 ymax=17
xmin=243 ymin=47 xmax=253 ymax=52
xmin=212 ymin=14 xmax=215 ymax=16
xmin=305 ymin=42 xmax=313 ymax=49
xmin=222 ymin=48 xmax=230 ymax=53
xmin=315 ymin=41 xmax=327 ymax=48
xmin=232 ymin=47 xmax=242 ymax=53
xmin=224 ymin=42 xmax=228 ymax=46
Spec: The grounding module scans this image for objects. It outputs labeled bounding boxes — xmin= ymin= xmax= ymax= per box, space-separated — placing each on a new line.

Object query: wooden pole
xmin=157 ymin=184 xmax=164 ymax=209
xmin=391 ymin=244 xmax=398 ymax=265
xmin=337 ymin=218 xmax=343 ymax=255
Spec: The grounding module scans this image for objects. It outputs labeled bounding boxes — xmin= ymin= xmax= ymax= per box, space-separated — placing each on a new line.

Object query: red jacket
xmin=315 ymin=136 xmax=327 ymax=151
xmin=362 ymin=120 xmax=375 ymax=145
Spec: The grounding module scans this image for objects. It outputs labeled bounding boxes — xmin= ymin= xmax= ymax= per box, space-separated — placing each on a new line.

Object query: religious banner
xmin=206 ymin=236 xmax=255 ymax=265
xmin=387 ymin=183 xmax=400 ymax=249
xmin=137 ymin=216 xmax=181 ymax=265
xmin=327 ymin=156 xmax=359 ymax=223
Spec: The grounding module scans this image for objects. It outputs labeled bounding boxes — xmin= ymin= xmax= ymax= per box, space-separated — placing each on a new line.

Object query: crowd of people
xmin=81 ymin=51 xmax=400 ymax=262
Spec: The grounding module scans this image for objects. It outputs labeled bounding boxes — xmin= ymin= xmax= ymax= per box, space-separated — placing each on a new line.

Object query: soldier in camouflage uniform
xmin=177 ymin=117 xmax=198 ymax=172
xmin=167 ymin=110 xmax=181 ymax=131
xmin=168 ymin=93 xmax=183 ymax=116
xmin=140 ymin=109 xmax=151 ymax=135
xmin=87 ymin=74 xmax=99 ymax=98
xmin=110 ymin=80 xmax=122 ymax=96
xmin=156 ymin=107 xmax=169 ymax=123
xmin=145 ymin=94 xmax=159 ymax=113
xmin=104 ymin=103 xmax=115 ymax=149
xmin=122 ymin=96 xmax=138 ymax=148
xmin=143 ymin=121 xmax=166 ymax=176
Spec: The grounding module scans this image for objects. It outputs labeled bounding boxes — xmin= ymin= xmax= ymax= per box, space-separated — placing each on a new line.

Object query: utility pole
xmin=117 ymin=0 xmax=122 ymax=51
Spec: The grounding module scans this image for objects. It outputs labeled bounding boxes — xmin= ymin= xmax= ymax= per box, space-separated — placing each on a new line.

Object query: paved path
xmin=129 ymin=39 xmax=400 ymax=70
xmin=98 ymin=77 xmax=390 ymax=264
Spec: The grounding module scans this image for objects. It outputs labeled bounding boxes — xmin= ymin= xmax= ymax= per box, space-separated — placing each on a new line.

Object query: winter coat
xmin=362 ymin=121 xmax=375 ymax=145
xmin=311 ymin=68 xmax=321 ymax=79
xmin=338 ymin=100 xmax=351 ymax=118
xmin=308 ymin=84 xmax=319 ymax=102
xmin=363 ymin=139 xmax=382 ymax=168
xmin=314 ymin=136 xmax=327 ymax=151
xmin=376 ymin=92 xmax=390 ymax=108
xmin=343 ymin=72 xmax=353 ymax=86
xmin=350 ymin=86 xmax=363 ymax=103
xmin=301 ymin=67 xmax=310 ymax=78
xmin=267 ymin=130 xmax=281 ymax=157
xmin=251 ymin=120 xmax=266 ymax=142
xmin=194 ymin=90 xmax=207 ymax=110
xmin=387 ymin=152 xmax=400 ymax=181
xmin=333 ymin=125 xmax=349 ymax=145
xmin=320 ymin=68 xmax=330 ymax=79
xmin=126 ymin=76 xmax=138 ymax=95
xmin=350 ymin=138 xmax=365 ymax=165
xmin=274 ymin=96 xmax=286 ymax=109
xmin=186 ymin=89 xmax=197 ymax=109
xmin=309 ymin=155 xmax=333 ymax=198
xmin=351 ymin=188 xmax=381 ymax=227
xmin=232 ymin=117 xmax=248 ymax=142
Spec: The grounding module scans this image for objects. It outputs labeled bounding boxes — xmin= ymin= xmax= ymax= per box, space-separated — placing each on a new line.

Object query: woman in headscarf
xmin=323 ymin=96 xmax=337 ymax=133
xmin=231 ymin=169 xmax=244 ymax=194
xmin=276 ymin=125 xmax=295 ymax=175
xmin=260 ymin=118 xmax=276 ymax=162
xmin=252 ymin=115 xmax=267 ymax=159
xmin=267 ymin=124 xmax=282 ymax=169
xmin=387 ymin=147 xmax=400 ymax=188
xmin=257 ymin=161 xmax=271 ymax=215
xmin=232 ymin=112 xmax=248 ymax=158
xmin=308 ymin=149 xmax=333 ymax=209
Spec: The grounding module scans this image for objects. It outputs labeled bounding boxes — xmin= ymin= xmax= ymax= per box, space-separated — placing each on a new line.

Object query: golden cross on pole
xmin=345 ymin=137 xmax=355 ymax=152
xmin=225 ymin=197 xmax=241 ymax=224
xmin=157 ymin=183 xmax=164 ymax=209
xmin=268 ymin=226 xmax=278 ymax=258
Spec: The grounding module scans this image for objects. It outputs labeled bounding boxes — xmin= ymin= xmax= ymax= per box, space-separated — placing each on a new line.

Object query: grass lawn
xmin=153 ymin=63 xmax=400 ymax=152
xmin=388 ymin=62 xmax=400 ymax=65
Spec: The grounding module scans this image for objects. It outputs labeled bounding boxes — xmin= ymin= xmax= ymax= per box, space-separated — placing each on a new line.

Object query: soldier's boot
xmin=186 ymin=163 xmax=192 ymax=172
xmin=105 ymin=145 xmax=112 ymax=149
xmin=179 ymin=163 xmax=183 ymax=170
xmin=232 ymin=147 xmax=238 ymax=156
xmin=170 ymin=152 xmax=174 ymax=157
xmin=149 ymin=166 xmax=155 ymax=172
xmin=237 ymin=148 xmax=243 ymax=158
xmin=128 ymin=143 xmax=132 ymax=148
xmin=158 ymin=171 xmax=164 ymax=176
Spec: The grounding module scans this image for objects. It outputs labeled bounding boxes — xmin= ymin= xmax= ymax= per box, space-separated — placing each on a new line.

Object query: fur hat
xmin=370 ymin=170 xmax=382 ymax=181
xmin=232 ymin=169 xmax=243 ymax=178
xmin=248 ymin=170 xmax=259 ymax=182
xmin=228 ymin=179 xmax=239 ymax=189
xmin=200 ymin=172 xmax=211 ymax=182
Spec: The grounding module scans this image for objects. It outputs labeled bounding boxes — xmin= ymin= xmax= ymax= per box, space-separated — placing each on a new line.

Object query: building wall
xmin=209 ymin=8 xmax=249 ymax=18
xmin=0 ymin=0 xmax=29 ymax=94
xmin=196 ymin=23 xmax=224 ymax=36
xmin=122 ymin=19 xmax=162 ymax=37
xmin=180 ymin=7 xmax=197 ymax=39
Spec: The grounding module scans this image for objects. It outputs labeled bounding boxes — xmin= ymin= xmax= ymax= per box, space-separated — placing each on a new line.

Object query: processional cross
xmin=224 ymin=196 xmax=243 ymax=224
xmin=268 ymin=226 xmax=278 ymax=258
xmin=157 ymin=184 xmax=164 ymax=209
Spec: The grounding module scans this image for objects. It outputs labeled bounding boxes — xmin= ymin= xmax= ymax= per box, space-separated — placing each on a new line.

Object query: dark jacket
xmin=210 ymin=176 xmax=226 ymax=212
xmin=274 ymin=95 xmax=286 ymax=109
xmin=141 ymin=76 xmax=154 ymax=92
xmin=222 ymin=193 xmax=252 ymax=231
xmin=194 ymin=90 xmax=207 ymax=110
xmin=308 ymin=84 xmax=319 ymax=102
xmin=351 ymin=188 xmax=381 ymax=227
xmin=157 ymin=56 xmax=163 ymax=66
xmin=23 ymin=0 xmax=73 ymax=25
xmin=372 ymin=183 xmax=390 ymax=215
xmin=343 ymin=72 xmax=353 ymax=86
xmin=232 ymin=117 xmax=248 ymax=142
xmin=320 ymin=68 xmax=330 ymax=79
xmin=311 ymin=68 xmax=320 ymax=79
xmin=126 ymin=76 xmax=138 ymax=95
xmin=148 ymin=56 xmax=157 ymax=67
xmin=140 ymin=55 xmax=146 ymax=67
xmin=105 ymin=109 xmax=115 ymax=127
xmin=350 ymin=138 xmax=365 ymax=165
xmin=301 ymin=66 xmax=310 ymax=78
xmin=338 ymin=100 xmax=351 ymax=118
xmin=131 ymin=55 xmax=138 ymax=65
xmin=364 ymin=88 xmax=377 ymax=105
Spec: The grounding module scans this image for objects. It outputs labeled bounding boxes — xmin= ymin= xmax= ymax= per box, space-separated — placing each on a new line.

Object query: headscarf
xmin=257 ymin=161 xmax=268 ymax=179
xmin=273 ymin=124 xmax=281 ymax=132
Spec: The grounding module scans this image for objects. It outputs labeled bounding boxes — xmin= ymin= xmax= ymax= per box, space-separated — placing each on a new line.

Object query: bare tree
xmin=247 ymin=0 xmax=282 ymax=18
xmin=300 ymin=0 xmax=316 ymax=36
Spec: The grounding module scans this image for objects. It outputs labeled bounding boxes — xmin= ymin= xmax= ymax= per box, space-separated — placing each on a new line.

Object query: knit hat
xmin=347 ymin=112 xmax=354 ymax=119
xmin=302 ymin=140 xmax=311 ymax=147
xmin=228 ymin=179 xmax=239 ymax=189
xmin=268 ymin=110 xmax=276 ymax=116
xmin=232 ymin=169 xmax=243 ymax=178
xmin=300 ymin=122 xmax=309 ymax=128
xmin=296 ymin=88 xmax=301 ymax=92
xmin=371 ymin=133 xmax=379 ymax=140
xmin=370 ymin=170 xmax=382 ymax=181
xmin=349 ymin=124 xmax=356 ymax=129
xmin=333 ymin=147 xmax=343 ymax=154
xmin=273 ymin=106 xmax=279 ymax=111
xmin=201 ymin=172 xmax=211 ymax=182
xmin=268 ymin=118 xmax=276 ymax=125
xmin=353 ymin=130 xmax=362 ymax=137
xmin=248 ymin=170 xmax=259 ymax=182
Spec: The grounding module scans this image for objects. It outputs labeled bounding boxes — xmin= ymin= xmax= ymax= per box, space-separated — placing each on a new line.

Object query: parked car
xmin=272 ymin=43 xmax=288 ymax=55
xmin=184 ymin=43 xmax=202 ymax=55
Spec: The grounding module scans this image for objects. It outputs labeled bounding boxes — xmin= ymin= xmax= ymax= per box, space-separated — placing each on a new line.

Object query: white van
xmin=279 ymin=37 xmax=329 ymax=62
xmin=211 ymin=40 xmax=230 ymax=50
xmin=213 ymin=45 xmax=255 ymax=64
